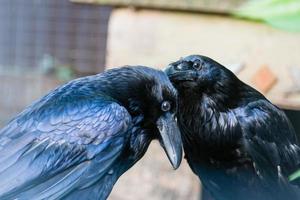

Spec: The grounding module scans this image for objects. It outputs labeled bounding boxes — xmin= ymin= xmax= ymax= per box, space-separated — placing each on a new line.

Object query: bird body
xmin=166 ymin=55 xmax=300 ymax=200
xmin=0 ymin=66 xmax=182 ymax=200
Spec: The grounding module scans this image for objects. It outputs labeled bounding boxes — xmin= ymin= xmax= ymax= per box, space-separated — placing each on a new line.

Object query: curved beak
xmin=156 ymin=113 xmax=182 ymax=169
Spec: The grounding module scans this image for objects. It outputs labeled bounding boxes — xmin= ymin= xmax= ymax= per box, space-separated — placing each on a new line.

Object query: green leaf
xmin=55 ymin=66 xmax=75 ymax=82
xmin=234 ymin=0 xmax=300 ymax=32
xmin=289 ymin=169 xmax=300 ymax=181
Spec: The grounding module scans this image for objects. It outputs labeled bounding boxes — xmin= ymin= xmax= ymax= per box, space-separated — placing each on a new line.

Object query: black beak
xmin=156 ymin=113 xmax=182 ymax=169
xmin=164 ymin=65 xmax=196 ymax=83
xmin=164 ymin=64 xmax=176 ymax=76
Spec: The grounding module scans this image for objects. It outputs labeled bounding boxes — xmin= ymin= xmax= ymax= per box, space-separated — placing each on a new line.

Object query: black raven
xmin=165 ymin=55 xmax=300 ymax=200
xmin=0 ymin=66 xmax=182 ymax=200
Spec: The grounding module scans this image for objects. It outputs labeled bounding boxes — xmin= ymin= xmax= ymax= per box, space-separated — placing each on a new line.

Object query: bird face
xmin=165 ymin=55 xmax=228 ymax=94
xmin=109 ymin=66 xmax=183 ymax=169
xmin=152 ymin=85 xmax=182 ymax=168
xmin=135 ymin=72 xmax=183 ymax=169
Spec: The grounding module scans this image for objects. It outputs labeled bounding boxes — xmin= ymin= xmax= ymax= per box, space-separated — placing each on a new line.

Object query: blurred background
xmin=0 ymin=0 xmax=300 ymax=199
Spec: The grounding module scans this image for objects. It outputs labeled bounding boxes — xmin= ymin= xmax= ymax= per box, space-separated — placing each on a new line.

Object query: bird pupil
xmin=193 ymin=62 xmax=201 ymax=70
xmin=161 ymin=101 xmax=171 ymax=112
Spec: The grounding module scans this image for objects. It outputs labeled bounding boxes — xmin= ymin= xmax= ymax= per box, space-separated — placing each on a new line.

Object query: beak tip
xmin=171 ymin=160 xmax=181 ymax=170
xmin=164 ymin=65 xmax=173 ymax=74
xmin=169 ymin=149 xmax=182 ymax=170
xmin=156 ymin=113 xmax=183 ymax=170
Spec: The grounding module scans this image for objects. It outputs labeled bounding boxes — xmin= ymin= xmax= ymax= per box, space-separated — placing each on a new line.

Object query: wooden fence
xmin=72 ymin=0 xmax=246 ymax=13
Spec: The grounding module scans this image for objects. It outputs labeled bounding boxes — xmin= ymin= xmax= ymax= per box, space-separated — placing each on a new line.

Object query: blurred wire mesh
xmin=0 ymin=0 xmax=111 ymax=125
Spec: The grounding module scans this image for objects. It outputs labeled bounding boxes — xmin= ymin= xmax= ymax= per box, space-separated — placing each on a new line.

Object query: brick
xmin=252 ymin=65 xmax=277 ymax=93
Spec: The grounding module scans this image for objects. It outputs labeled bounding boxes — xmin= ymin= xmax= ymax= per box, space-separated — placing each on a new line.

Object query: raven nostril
xmin=176 ymin=63 xmax=184 ymax=70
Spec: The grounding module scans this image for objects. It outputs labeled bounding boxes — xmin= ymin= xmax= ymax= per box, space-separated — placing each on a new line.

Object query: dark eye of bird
xmin=192 ymin=62 xmax=202 ymax=70
xmin=161 ymin=101 xmax=171 ymax=112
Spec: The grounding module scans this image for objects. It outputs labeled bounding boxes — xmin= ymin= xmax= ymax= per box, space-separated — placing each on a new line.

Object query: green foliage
xmin=234 ymin=0 xmax=300 ymax=32
xmin=289 ymin=169 xmax=300 ymax=181
xmin=55 ymin=66 xmax=75 ymax=82
xmin=39 ymin=54 xmax=75 ymax=82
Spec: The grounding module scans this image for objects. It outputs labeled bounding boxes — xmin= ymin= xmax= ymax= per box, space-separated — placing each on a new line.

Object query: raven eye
xmin=192 ymin=62 xmax=202 ymax=70
xmin=161 ymin=101 xmax=171 ymax=112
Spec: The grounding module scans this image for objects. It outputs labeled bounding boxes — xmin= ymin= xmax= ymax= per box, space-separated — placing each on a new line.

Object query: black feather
xmin=166 ymin=55 xmax=300 ymax=200
xmin=0 ymin=66 xmax=179 ymax=199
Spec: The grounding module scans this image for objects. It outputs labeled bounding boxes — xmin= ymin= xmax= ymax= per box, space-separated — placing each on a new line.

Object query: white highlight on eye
xmin=161 ymin=101 xmax=171 ymax=112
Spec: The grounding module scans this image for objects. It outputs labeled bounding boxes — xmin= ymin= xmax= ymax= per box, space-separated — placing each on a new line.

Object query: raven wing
xmin=237 ymin=100 xmax=300 ymax=189
xmin=0 ymin=96 xmax=131 ymax=200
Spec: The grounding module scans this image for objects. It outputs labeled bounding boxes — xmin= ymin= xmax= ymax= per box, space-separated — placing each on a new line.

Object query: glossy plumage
xmin=166 ymin=55 xmax=300 ymax=200
xmin=0 ymin=66 xmax=182 ymax=200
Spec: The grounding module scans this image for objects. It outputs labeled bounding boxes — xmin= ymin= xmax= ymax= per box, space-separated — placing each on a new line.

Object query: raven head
xmin=165 ymin=55 xmax=241 ymax=109
xmin=103 ymin=66 xmax=182 ymax=169
xmin=130 ymin=68 xmax=183 ymax=169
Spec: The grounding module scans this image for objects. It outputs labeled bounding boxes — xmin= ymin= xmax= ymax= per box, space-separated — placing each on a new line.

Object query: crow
xmin=165 ymin=55 xmax=300 ymax=200
xmin=0 ymin=66 xmax=182 ymax=200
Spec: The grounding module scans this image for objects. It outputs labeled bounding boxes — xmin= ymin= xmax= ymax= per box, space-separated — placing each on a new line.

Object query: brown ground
xmin=109 ymin=141 xmax=200 ymax=200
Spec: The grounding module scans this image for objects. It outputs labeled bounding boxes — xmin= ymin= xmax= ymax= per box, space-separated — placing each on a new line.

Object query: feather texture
xmin=166 ymin=55 xmax=300 ymax=200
